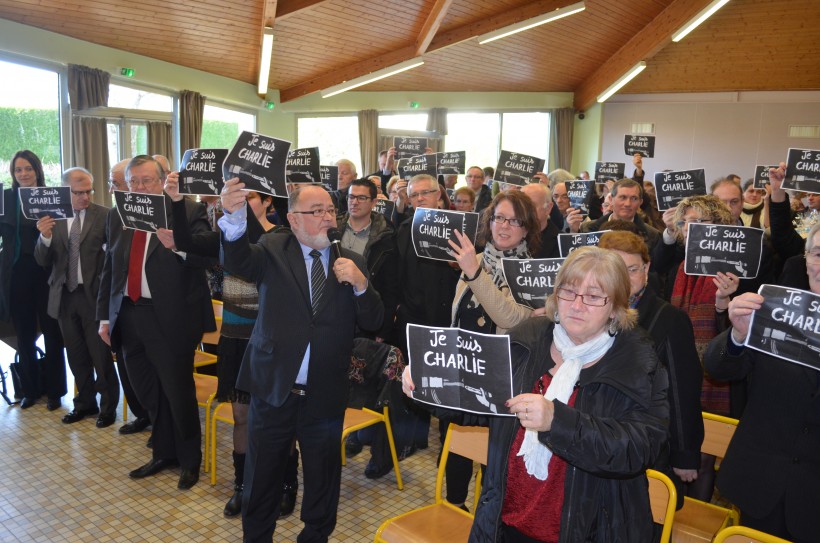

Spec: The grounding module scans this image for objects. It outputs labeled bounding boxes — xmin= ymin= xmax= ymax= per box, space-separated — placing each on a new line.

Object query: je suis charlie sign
xmin=179 ymin=148 xmax=229 ymax=196
xmin=684 ymin=223 xmax=764 ymax=278
xmin=397 ymin=154 xmax=437 ymax=180
xmin=435 ymin=151 xmax=466 ymax=175
xmin=653 ymin=169 xmax=707 ymax=211
xmin=411 ymin=208 xmax=479 ymax=262
xmin=320 ymin=165 xmax=338 ymax=191
xmin=566 ymin=181 xmax=594 ymax=216
xmin=745 ymin=285 xmax=820 ymax=370
xmin=18 ymin=187 xmax=74 ymax=220
xmin=624 ymin=134 xmax=655 ymax=158
xmin=113 ymin=191 xmax=167 ymax=233
xmin=502 ymin=258 xmax=564 ymax=309
xmin=558 ymin=231 xmax=607 ymax=258
xmin=494 ymin=150 xmax=545 ymax=186
xmin=223 ymin=131 xmax=291 ymax=197
xmin=594 ymin=162 xmax=625 ymax=184
xmin=753 ymin=165 xmax=779 ymax=190
xmin=783 ymin=148 xmax=820 ymax=194
xmin=394 ymin=137 xmax=428 ymax=161
xmin=286 ymin=147 xmax=321 ymax=184
xmin=407 ymin=324 xmax=514 ymax=416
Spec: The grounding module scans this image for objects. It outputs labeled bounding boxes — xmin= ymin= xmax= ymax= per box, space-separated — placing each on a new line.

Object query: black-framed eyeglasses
xmin=491 ymin=215 xmax=524 ymax=227
xmin=292 ymin=207 xmax=336 ymax=218
xmin=347 ymin=194 xmax=373 ymax=203
xmin=408 ymin=189 xmax=439 ymax=200
xmin=555 ymin=287 xmax=609 ymax=307
xmin=71 ymin=189 xmax=94 ymax=196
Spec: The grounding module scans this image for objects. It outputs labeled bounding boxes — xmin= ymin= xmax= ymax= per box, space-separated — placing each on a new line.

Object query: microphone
xmin=326 ymin=227 xmax=350 ymax=286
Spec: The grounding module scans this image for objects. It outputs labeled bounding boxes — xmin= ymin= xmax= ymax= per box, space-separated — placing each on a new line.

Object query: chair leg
xmin=122 ymin=395 xmax=128 ymax=423
xmin=211 ymin=410 xmax=218 ymax=486
xmin=382 ymin=407 xmax=403 ymax=490
xmin=341 ymin=430 xmax=348 ymax=466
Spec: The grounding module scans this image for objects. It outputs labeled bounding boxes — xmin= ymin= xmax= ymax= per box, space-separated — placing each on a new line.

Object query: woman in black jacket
xmin=600 ymin=230 xmax=704 ymax=507
xmin=403 ymin=246 xmax=669 ymax=542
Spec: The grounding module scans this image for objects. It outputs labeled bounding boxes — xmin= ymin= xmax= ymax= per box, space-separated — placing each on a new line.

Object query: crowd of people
xmin=2 ymin=146 xmax=819 ymax=543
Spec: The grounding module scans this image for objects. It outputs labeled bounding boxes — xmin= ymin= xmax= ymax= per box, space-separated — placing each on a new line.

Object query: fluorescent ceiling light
xmin=672 ymin=0 xmax=731 ymax=42
xmin=596 ymin=61 xmax=647 ymax=103
xmin=257 ymin=27 xmax=274 ymax=95
xmin=478 ymin=1 xmax=585 ymax=44
xmin=321 ymin=58 xmax=425 ymax=98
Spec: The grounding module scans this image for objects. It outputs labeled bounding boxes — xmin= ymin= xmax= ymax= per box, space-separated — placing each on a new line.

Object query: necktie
xmin=127 ymin=230 xmax=148 ymax=302
xmin=310 ymin=249 xmax=325 ymax=315
xmin=66 ymin=213 xmax=82 ymax=291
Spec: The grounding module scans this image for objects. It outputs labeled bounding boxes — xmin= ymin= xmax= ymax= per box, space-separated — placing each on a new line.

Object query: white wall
xmin=600 ymin=92 xmax=820 ymax=183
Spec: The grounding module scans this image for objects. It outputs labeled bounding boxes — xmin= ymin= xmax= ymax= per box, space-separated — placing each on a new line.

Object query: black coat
xmin=464 ymin=319 xmax=669 ymax=543
xmin=531 ymin=221 xmax=561 ymax=259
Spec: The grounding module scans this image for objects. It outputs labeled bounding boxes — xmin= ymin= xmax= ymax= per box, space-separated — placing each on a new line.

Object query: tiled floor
xmin=0 ymin=345 xmax=475 ymax=542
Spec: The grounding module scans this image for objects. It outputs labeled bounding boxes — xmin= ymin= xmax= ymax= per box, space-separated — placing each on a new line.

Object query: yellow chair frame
xmin=374 ymin=424 xmax=488 ymax=543
xmin=209 ymin=401 xmax=235 ymax=485
xmin=714 ymin=525 xmax=793 ymax=543
xmin=342 ymin=406 xmax=403 ymax=490
xmin=194 ymin=373 xmax=218 ymax=473
xmin=647 ymin=469 xmax=677 ymax=543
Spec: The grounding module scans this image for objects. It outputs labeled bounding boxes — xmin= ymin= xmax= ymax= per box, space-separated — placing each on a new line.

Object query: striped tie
xmin=310 ymin=249 xmax=325 ymax=315
xmin=66 ymin=213 xmax=82 ymax=292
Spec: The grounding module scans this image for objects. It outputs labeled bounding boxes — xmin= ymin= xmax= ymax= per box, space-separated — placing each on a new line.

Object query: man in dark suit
xmin=34 ymin=167 xmax=119 ymax=427
xmin=466 ymin=166 xmax=492 ymax=213
xmin=219 ymin=180 xmax=383 ymax=543
xmin=97 ymin=155 xmax=215 ymax=490
xmin=521 ymin=182 xmax=561 ymax=259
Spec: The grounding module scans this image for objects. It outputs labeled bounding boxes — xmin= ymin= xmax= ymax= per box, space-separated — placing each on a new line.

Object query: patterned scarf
xmin=481 ymin=240 xmax=530 ymax=289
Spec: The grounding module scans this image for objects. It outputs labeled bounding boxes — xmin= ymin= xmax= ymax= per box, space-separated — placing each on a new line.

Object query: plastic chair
xmin=672 ymin=412 xmax=740 ymax=543
xmin=713 ymin=525 xmax=793 ymax=543
xmin=209 ymin=401 xmax=235 ymax=485
xmin=194 ymin=373 xmax=218 ymax=472
xmin=374 ymin=424 xmax=489 ymax=543
xmin=342 ymin=406 xmax=403 ymax=490
xmin=647 ymin=469 xmax=677 ymax=543
xmin=194 ymin=300 xmax=223 ymax=370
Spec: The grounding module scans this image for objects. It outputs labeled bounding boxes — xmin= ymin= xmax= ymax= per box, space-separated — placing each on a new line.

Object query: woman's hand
xmin=506 ymin=393 xmax=554 ymax=432
xmin=662 ymin=206 xmax=678 ymax=236
xmin=448 ymin=229 xmax=479 ymax=277
xmin=401 ymin=366 xmax=415 ymax=398
xmin=727 ymin=292 xmax=764 ymax=343
xmin=713 ymin=272 xmax=739 ymax=309
xmin=164 ymin=171 xmax=184 ymax=202
xmin=221 ymin=177 xmax=247 ymax=213
xmin=673 ymin=467 xmax=698 ymax=483
xmin=530 ymin=307 xmax=548 ymax=318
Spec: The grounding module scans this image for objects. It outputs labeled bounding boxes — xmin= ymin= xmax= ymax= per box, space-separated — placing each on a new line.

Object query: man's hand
xmin=155 ymin=228 xmax=176 ymax=250
xmin=632 ymin=153 xmax=644 ymax=176
xmin=332 ymin=257 xmax=367 ymax=292
xmin=36 ymin=216 xmax=56 ymax=239
xmin=164 ymin=171 xmax=184 ymax=202
xmin=768 ymin=162 xmax=787 ymax=203
xmin=728 ymin=292 xmax=764 ymax=344
xmin=98 ymin=323 xmax=111 ymax=346
xmin=566 ymin=208 xmax=583 ymax=233
xmin=662 ymin=206 xmax=678 ymax=236
xmin=221 ymin=177 xmax=247 ymax=214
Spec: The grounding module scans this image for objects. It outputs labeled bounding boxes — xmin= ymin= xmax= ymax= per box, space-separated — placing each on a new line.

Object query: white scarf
xmin=516 ymin=323 xmax=615 ymax=480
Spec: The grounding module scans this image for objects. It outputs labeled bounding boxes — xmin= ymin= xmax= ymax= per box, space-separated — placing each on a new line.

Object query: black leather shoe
xmin=129 ymin=458 xmax=178 ymax=479
xmin=96 ymin=413 xmax=116 ymax=428
xmin=62 ymin=407 xmax=100 ymax=424
xmin=278 ymin=482 xmax=297 ymax=518
xmin=119 ymin=417 xmax=151 ymax=435
xmin=46 ymin=398 xmax=62 ymax=411
xmin=20 ymin=397 xmax=37 ymax=409
xmin=364 ymin=459 xmax=393 ymax=480
xmin=345 ymin=438 xmax=364 ymax=458
xmin=178 ymin=468 xmax=199 ymax=490
xmin=224 ymin=485 xmax=243 ymax=517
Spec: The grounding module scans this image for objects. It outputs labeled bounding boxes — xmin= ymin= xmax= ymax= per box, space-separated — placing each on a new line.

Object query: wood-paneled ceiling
xmin=1 ymin=0 xmax=818 ymax=110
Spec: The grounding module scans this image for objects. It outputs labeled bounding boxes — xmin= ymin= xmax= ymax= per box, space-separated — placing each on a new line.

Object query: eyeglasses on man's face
xmin=555 ymin=286 xmax=609 ymax=307
xmin=347 ymin=194 xmax=373 ymax=203
xmin=408 ymin=188 xmax=439 ymax=200
xmin=292 ymin=207 xmax=336 ymax=218
xmin=127 ymin=177 xmax=160 ymax=189
xmin=71 ymin=189 xmax=94 ymax=197
xmin=490 ymin=215 xmax=524 ymax=228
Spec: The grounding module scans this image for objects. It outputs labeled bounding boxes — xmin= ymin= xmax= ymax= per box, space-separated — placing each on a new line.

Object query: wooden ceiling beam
xmin=262 ymin=0 xmax=278 ymax=26
xmin=276 ymin=0 xmax=329 ymax=21
xmin=573 ymin=0 xmax=725 ymax=112
xmin=279 ymin=0 xmax=572 ymax=102
xmin=415 ymin=0 xmax=455 ymax=56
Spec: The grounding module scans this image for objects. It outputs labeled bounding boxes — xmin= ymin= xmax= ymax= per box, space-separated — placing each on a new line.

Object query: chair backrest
xmin=434 ymin=424 xmax=489 ymax=503
xmin=212 ymin=299 xmax=223 ymax=319
xmin=646 ymin=469 xmax=677 ymax=543
xmin=714 ymin=525 xmax=792 ymax=543
xmin=702 ymin=412 xmax=739 ymax=459
xmin=201 ymin=300 xmax=223 ymax=346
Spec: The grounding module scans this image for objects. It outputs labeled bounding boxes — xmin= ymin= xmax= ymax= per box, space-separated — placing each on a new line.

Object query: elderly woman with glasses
xmin=403 ymin=246 xmax=669 ymax=542
xmin=0 ymin=150 xmax=66 ymax=410
xmin=703 ymin=222 xmax=820 ymax=543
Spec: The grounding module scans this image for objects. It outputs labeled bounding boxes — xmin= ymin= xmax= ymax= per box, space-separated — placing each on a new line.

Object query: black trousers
xmin=118 ymin=301 xmax=200 ymax=469
xmin=243 ymin=393 xmax=343 ymax=543
xmin=59 ymin=286 xmax=119 ymax=416
xmin=114 ymin=344 xmax=149 ymax=420
xmin=10 ymin=255 xmax=65 ymax=400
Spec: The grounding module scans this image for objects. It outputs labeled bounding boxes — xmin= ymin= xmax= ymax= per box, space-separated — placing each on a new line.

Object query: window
xmin=104 ymin=84 xmax=173 ymax=166
xmin=297 ymin=116 xmax=361 ymax=174
xmin=108 ymin=84 xmax=173 ymax=111
xmin=0 ymin=59 xmax=62 ymax=186
xmin=201 ymin=104 xmax=256 ymax=149
xmin=445 ymin=113 xmax=501 ymax=171
xmin=379 ymin=113 xmax=428 ymax=132
xmin=500 ymin=112 xmax=550 ymax=163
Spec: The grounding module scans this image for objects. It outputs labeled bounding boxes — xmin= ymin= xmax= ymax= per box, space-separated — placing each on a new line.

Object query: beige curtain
xmin=358 ymin=109 xmax=379 ymax=175
xmin=550 ymin=107 xmax=575 ymax=172
xmin=72 ymin=117 xmax=110 ymax=205
xmin=147 ymin=121 xmax=173 ymax=164
xmin=426 ymin=107 xmax=448 ymax=136
xmin=68 ymin=64 xmax=110 ymax=110
xmin=180 ymin=90 xmax=205 ymax=152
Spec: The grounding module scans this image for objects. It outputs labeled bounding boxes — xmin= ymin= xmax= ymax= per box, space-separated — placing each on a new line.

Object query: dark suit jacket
xmin=96 ymin=195 xmax=215 ymax=354
xmin=223 ymin=228 xmax=384 ymax=418
xmin=531 ymin=221 xmax=561 ymax=259
xmin=34 ymin=203 xmax=108 ymax=319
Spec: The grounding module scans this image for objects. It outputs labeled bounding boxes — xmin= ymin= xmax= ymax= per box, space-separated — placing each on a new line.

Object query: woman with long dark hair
xmin=0 ymin=150 xmax=66 ymax=409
